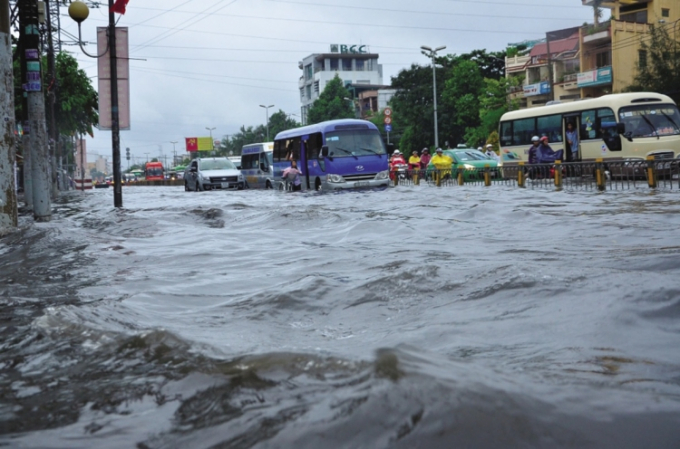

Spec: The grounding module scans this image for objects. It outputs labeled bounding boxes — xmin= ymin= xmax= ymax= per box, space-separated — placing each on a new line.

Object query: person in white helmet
xmin=485 ymin=144 xmax=499 ymax=161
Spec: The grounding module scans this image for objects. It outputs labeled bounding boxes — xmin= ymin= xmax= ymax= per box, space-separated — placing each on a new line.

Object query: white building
xmin=299 ymin=45 xmax=384 ymax=124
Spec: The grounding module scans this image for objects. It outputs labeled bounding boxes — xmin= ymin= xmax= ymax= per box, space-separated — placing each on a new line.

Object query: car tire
xmin=266 ymin=180 xmax=272 ymax=190
xmin=185 ymin=181 xmax=190 ymax=191
xmin=196 ymin=181 xmax=202 ymax=192
xmin=315 ymin=178 xmax=322 ymax=191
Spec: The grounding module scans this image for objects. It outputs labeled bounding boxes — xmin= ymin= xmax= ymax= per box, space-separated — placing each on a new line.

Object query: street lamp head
xmin=420 ymin=45 xmax=432 ymax=52
xmin=68 ymin=1 xmax=90 ymax=23
xmin=435 ymin=46 xmax=447 ymax=52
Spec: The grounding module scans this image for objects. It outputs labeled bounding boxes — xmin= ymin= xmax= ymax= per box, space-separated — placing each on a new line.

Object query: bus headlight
xmin=327 ymin=174 xmax=345 ymax=183
xmin=463 ymin=164 xmax=475 ymax=170
xmin=375 ymin=170 xmax=389 ymax=180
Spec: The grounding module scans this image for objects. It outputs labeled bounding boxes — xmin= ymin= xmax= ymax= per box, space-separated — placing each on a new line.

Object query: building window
xmin=305 ymin=85 xmax=311 ymax=100
xmin=314 ymin=81 xmax=319 ymax=95
xmin=639 ymin=50 xmax=647 ymax=68
xmin=356 ymin=59 xmax=364 ymax=71
xmin=662 ymin=8 xmax=670 ymax=18
xmin=596 ymin=51 xmax=611 ymax=68
xmin=330 ymin=58 xmax=338 ymax=71
xmin=620 ymin=10 xmax=647 ymax=24
xmin=305 ymin=64 xmax=313 ymax=81
xmin=342 ymin=58 xmax=352 ymax=71
xmin=300 ymin=88 xmax=305 ymax=101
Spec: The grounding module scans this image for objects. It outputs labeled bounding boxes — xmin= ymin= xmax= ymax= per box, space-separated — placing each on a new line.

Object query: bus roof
xmin=500 ymin=92 xmax=676 ymax=122
xmin=274 ymin=119 xmax=378 ymax=141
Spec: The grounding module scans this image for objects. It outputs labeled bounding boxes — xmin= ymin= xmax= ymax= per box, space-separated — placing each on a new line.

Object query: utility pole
xmin=0 ymin=0 xmax=17 ymax=233
xmin=23 ymin=0 xmax=51 ymax=221
xmin=17 ymin=2 xmax=31 ymax=208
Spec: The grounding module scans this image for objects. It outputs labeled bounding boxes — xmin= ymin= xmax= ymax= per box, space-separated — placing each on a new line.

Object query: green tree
xmin=49 ymin=52 xmax=99 ymax=137
xmin=442 ymin=60 xmax=484 ymax=146
xmin=626 ymin=25 xmax=680 ymax=104
xmin=267 ymin=109 xmax=299 ymax=139
xmin=306 ymin=75 xmax=354 ymax=124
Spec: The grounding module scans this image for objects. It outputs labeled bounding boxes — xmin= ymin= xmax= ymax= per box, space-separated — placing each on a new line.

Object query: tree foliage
xmin=216 ymin=109 xmax=299 ymax=156
xmin=390 ymin=49 xmax=507 ymax=153
xmin=50 ymin=52 xmax=99 ymax=137
xmin=306 ymin=75 xmax=354 ymax=124
xmin=626 ymin=25 xmax=680 ymax=104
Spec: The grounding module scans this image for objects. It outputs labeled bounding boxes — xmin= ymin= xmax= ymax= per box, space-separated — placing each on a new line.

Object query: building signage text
xmin=330 ymin=44 xmax=368 ymax=54
xmin=523 ymin=81 xmax=551 ymax=97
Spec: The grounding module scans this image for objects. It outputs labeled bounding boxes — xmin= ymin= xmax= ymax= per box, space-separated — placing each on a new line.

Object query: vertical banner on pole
xmin=97 ymin=27 xmax=130 ymax=130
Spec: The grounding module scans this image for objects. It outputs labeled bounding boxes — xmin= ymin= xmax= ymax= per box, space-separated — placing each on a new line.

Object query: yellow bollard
xmin=484 ymin=164 xmax=491 ymax=187
xmin=554 ymin=161 xmax=562 ymax=190
xmin=518 ymin=162 xmax=525 ymax=188
xmin=457 ymin=167 xmax=464 ymax=185
xmin=435 ymin=169 xmax=441 ymax=187
xmin=646 ymin=156 xmax=657 ymax=189
xmin=595 ymin=158 xmax=605 ymax=191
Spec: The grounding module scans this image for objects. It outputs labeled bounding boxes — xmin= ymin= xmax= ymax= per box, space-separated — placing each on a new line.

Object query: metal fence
xmin=393 ymin=157 xmax=680 ymax=191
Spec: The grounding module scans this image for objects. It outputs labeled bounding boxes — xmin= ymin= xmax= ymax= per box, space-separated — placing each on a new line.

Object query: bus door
xmin=563 ymin=113 xmax=581 ymax=162
xmin=301 ymin=135 xmax=310 ymax=189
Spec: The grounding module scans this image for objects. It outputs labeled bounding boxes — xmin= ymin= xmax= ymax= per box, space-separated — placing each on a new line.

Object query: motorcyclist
xmin=389 ymin=150 xmax=408 ymax=180
xmin=430 ymin=148 xmax=453 ymax=180
xmin=408 ymin=150 xmax=421 ymax=170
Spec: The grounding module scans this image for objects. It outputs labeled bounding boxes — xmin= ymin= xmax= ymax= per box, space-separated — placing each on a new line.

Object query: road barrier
xmin=74 ymin=178 xmax=92 ymax=190
xmin=394 ymin=158 xmax=680 ymax=191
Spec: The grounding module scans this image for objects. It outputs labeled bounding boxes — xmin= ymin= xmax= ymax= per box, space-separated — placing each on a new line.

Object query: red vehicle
xmin=145 ymin=161 xmax=164 ymax=181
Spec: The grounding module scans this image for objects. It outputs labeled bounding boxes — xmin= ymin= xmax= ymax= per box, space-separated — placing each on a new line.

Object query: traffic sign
xmin=384 ymin=117 xmax=392 ymax=125
xmin=385 ymin=124 xmax=392 ymax=132
xmin=384 ymin=107 xmax=392 ymax=116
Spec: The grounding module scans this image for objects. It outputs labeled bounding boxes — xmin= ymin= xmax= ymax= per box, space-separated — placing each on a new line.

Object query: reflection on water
xmin=1 ymin=186 xmax=679 ymax=448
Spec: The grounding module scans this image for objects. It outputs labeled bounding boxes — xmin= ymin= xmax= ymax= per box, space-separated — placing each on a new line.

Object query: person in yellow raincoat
xmin=430 ymin=148 xmax=453 ymax=181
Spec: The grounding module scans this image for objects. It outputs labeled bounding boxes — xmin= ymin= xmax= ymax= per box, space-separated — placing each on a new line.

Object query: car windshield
xmin=325 ymin=130 xmax=386 ymax=158
xmin=619 ymin=104 xmax=680 ymax=138
xmin=200 ymin=159 xmax=235 ymax=170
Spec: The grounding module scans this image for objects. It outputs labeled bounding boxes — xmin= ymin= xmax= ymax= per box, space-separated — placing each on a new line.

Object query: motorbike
xmin=390 ymin=162 xmax=409 ymax=181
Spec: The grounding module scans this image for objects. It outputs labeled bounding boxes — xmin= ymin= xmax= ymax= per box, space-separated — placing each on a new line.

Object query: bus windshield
xmin=325 ymin=130 xmax=386 ymax=158
xmin=619 ymin=104 xmax=680 ymax=138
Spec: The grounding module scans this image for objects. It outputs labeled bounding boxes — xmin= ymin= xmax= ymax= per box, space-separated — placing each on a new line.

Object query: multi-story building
xmin=578 ymin=0 xmax=679 ymax=97
xmin=505 ymin=28 xmax=581 ymax=109
xmin=299 ymin=45 xmax=384 ymax=124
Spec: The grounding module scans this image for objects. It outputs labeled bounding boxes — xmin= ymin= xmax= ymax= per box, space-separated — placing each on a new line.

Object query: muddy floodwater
xmin=1 ymin=185 xmax=679 ymax=448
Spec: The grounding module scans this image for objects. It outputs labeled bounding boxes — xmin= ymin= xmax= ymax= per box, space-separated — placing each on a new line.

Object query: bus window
xmin=512 ymin=118 xmax=536 ymax=146
xmin=537 ymin=114 xmax=562 ymax=143
xmin=305 ymin=133 xmax=323 ymax=159
xmin=581 ymin=107 xmax=615 ymax=140
xmin=500 ymin=121 xmax=513 ymax=146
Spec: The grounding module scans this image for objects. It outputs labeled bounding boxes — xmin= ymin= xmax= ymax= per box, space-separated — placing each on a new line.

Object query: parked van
xmin=240 ymin=142 xmax=274 ymax=189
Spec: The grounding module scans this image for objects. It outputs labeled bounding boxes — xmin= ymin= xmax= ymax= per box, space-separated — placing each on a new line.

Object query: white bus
xmin=498 ymin=92 xmax=680 ymax=168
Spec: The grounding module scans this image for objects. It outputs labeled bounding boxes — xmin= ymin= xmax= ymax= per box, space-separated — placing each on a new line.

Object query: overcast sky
xmin=59 ymin=0 xmax=598 ymax=165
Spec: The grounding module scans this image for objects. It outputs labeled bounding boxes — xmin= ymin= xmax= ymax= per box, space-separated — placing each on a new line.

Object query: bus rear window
xmin=619 ymin=105 xmax=680 ymax=138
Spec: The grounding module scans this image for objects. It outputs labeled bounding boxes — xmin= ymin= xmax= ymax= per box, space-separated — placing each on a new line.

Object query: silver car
xmin=184 ymin=157 xmax=245 ymax=191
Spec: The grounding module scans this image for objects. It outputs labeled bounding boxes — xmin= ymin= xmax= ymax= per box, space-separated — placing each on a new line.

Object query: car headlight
xmin=463 ymin=164 xmax=476 ymax=170
xmin=375 ymin=170 xmax=389 ymax=180
xmin=238 ymin=174 xmax=244 ymax=180
xmin=327 ymin=174 xmax=345 ymax=183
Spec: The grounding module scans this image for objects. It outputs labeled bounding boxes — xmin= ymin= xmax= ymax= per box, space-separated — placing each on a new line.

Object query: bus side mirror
xmin=260 ymin=162 xmax=267 ymax=172
xmin=321 ymin=146 xmax=329 ymax=157
xmin=616 ymin=122 xmax=626 ymax=134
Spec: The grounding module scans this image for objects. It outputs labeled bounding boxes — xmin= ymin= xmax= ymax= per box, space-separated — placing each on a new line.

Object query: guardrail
xmin=393 ymin=157 xmax=680 ymax=191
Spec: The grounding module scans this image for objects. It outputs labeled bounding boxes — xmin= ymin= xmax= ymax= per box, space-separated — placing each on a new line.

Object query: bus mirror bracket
xmin=321 ymin=146 xmax=329 ymax=157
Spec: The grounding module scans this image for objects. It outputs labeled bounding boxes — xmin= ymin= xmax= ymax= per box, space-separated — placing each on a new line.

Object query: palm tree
xmin=592 ymin=0 xmax=603 ymax=27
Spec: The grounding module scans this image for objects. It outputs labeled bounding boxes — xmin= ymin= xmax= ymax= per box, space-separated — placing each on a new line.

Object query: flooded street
xmin=1 ymin=185 xmax=679 ymax=448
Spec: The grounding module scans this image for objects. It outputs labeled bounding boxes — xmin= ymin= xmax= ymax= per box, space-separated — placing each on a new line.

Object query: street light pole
xmin=68 ymin=0 xmax=122 ymax=207
xmin=170 ymin=140 xmax=177 ymax=166
xmin=259 ymin=104 xmax=274 ymax=141
xmin=421 ymin=45 xmax=446 ymax=149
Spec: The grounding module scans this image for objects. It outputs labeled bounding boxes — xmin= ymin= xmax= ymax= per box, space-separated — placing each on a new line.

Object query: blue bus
xmin=273 ymin=119 xmax=390 ymax=191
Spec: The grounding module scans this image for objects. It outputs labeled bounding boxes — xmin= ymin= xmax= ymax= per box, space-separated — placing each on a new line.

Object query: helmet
xmin=393 ymin=150 xmax=400 ymax=155
xmin=412 ymin=150 xmax=418 ymax=153
xmin=436 ymin=148 xmax=443 ymax=153
xmin=477 ymin=147 xmax=483 ymax=151
xmin=531 ymin=136 xmax=540 ymax=142
xmin=486 ymin=144 xmax=493 ymax=148
xmin=540 ymin=136 xmax=549 ymax=142
xmin=422 ymin=148 xmax=429 ymax=152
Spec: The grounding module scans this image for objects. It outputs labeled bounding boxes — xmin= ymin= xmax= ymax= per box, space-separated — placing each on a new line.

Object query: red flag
xmin=185 ymin=138 xmax=198 ymax=152
xmin=111 ymin=0 xmax=129 ymax=15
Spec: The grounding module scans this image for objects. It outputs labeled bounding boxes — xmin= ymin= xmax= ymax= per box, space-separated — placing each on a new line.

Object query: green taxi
xmin=427 ymin=147 xmax=499 ymax=180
